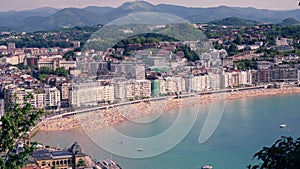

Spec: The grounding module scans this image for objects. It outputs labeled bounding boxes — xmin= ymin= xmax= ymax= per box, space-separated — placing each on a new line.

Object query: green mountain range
xmin=0 ymin=1 xmax=299 ymax=32
xmin=208 ymin=17 xmax=261 ymax=26
xmin=278 ymin=17 xmax=300 ymax=26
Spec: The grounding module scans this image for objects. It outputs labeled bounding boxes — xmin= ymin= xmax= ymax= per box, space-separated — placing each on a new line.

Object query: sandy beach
xmin=39 ymin=87 xmax=300 ymax=132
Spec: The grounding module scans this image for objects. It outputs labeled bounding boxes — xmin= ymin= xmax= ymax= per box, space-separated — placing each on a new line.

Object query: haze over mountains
xmin=0 ymin=1 xmax=300 ymax=32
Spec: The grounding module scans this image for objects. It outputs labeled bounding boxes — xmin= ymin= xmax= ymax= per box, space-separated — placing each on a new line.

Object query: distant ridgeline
xmin=207 ymin=17 xmax=262 ymax=26
xmin=0 ymin=1 xmax=300 ymax=32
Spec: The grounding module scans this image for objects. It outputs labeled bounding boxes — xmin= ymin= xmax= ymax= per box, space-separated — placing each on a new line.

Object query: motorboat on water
xmin=201 ymin=165 xmax=213 ymax=169
xmin=280 ymin=123 xmax=287 ymax=128
xmin=137 ymin=148 xmax=144 ymax=151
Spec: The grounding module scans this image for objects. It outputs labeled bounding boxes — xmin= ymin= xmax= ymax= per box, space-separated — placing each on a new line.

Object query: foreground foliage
xmin=0 ymin=96 xmax=44 ymax=169
xmin=248 ymin=136 xmax=300 ymax=169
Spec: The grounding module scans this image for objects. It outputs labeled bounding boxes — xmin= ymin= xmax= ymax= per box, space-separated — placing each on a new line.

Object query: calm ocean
xmin=33 ymin=93 xmax=300 ymax=169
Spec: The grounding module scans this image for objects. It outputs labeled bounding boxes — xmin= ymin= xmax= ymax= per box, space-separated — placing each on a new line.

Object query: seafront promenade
xmin=36 ymin=85 xmax=300 ymax=132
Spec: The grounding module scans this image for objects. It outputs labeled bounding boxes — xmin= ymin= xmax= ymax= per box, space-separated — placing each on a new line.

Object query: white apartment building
xmin=113 ymin=80 xmax=126 ymax=99
xmin=221 ymin=72 xmax=229 ymax=89
xmin=221 ymin=71 xmax=251 ymax=88
xmin=44 ymin=87 xmax=61 ymax=108
xmin=239 ymin=71 xmax=248 ymax=85
xmin=159 ymin=77 xmax=185 ymax=95
xmin=30 ymin=93 xmax=45 ymax=109
xmin=125 ymin=80 xmax=151 ymax=99
xmin=209 ymin=72 xmax=222 ymax=90
xmin=222 ymin=71 xmax=238 ymax=88
xmin=60 ymin=83 xmax=72 ymax=100
xmin=96 ymin=85 xmax=115 ymax=102
xmin=190 ymin=75 xmax=210 ymax=92
xmin=3 ymin=86 xmax=56 ymax=110
xmin=113 ymin=80 xmax=151 ymax=100
xmin=69 ymin=82 xmax=114 ymax=107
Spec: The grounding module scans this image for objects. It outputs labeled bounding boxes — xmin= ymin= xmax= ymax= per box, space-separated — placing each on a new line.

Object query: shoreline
xmin=39 ymin=87 xmax=300 ymax=132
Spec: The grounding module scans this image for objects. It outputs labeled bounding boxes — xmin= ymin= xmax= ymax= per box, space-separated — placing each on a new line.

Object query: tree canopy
xmin=234 ymin=59 xmax=256 ymax=70
xmin=233 ymin=34 xmax=243 ymax=45
xmin=113 ymin=33 xmax=178 ymax=52
xmin=0 ymin=94 xmax=44 ymax=168
xmin=37 ymin=66 xmax=68 ymax=81
xmin=175 ymin=45 xmax=199 ymax=61
xmin=54 ymin=67 xmax=68 ymax=77
xmin=248 ymin=136 xmax=300 ymax=169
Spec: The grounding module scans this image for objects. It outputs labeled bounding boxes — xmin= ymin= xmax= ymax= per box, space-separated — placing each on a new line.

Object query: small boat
xmin=137 ymin=148 xmax=144 ymax=151
xmin=201 ymin=165 xmax=213 ymax=169
xmin=280 ymin=124 xmax=287 ymax=128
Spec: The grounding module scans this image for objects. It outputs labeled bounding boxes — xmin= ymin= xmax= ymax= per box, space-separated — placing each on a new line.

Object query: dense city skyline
xmin=0 ymin=0 xmax=299 ymax=12
xmin=0 ymin=0 xmax=300 ymax=168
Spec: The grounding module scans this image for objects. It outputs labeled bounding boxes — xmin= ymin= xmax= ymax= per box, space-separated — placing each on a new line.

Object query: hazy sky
xmin=0 ymin=0 xmax=299 ymax=12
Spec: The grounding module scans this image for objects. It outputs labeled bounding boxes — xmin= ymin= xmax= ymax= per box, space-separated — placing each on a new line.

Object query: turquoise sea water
xmin=33 ymin=93 xmax=300 ymax=169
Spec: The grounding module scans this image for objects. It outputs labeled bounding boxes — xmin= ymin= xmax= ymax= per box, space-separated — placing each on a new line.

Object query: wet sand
xmin=40 ymin=87 xmax=300 ymax=132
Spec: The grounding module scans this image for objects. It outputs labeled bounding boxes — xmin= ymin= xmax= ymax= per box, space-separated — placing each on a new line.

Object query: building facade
xmin=32 ymin=142 xmax=86 ymax=169
xmin=69 ymin=82 xmax=114 ymax=107
xmin=113 ymin=80 xmax=151 ymax=100
xmin=44 ymin=87 xmax=61 ymax=108
xmin=38 ymin=58 xmax=76 ymax=71
xmin=0 ymin=99 xmax=4 ymax=117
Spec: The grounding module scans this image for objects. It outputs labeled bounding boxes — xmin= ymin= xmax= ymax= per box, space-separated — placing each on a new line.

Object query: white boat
xmin=280 ymin=124 xmax=286 ymax=128
xmin=201 ymin=165 xmax=213 ymax=169
xmin=137 ymin=148 xmax=144 ymax=151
